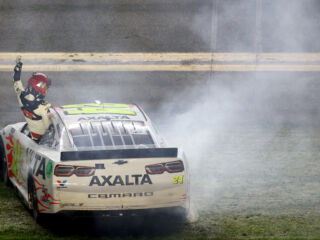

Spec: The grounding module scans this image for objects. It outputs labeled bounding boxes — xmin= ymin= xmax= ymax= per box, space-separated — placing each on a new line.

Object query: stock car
xmin=0 ymin=103 xmax=189 ymax=222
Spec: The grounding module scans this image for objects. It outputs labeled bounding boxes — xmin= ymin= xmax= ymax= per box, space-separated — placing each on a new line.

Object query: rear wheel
xmin=0 ymin=140 xmax=12 ymax=187
xmin=170 ymin=207 xmax=188 ymax=222
xmin=30 ymin=180 xmax=45 ymax=223
xmin=0 ymin=140 xmax=3 ymax=182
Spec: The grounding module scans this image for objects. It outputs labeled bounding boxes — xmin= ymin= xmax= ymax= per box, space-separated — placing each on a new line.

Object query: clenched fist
xmin=13 ymin=56 xmax=23 ymax=81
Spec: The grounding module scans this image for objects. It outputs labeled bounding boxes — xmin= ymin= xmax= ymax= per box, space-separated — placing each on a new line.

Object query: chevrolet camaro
xmin=0 ymin=103 xmax=189 ymax=222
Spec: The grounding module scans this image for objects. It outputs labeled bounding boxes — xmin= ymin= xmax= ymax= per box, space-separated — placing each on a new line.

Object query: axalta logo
xmin=88 ymin=192 xmax=154 ymax=198
xmin=89 ymin=174 xmax=152 ymax=187
xmin=78 ymin=115 xmax=131 ymax=121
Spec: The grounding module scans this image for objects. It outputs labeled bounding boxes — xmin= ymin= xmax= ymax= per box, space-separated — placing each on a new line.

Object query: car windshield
xmin=67 ymin=120 xmax=155 ymax=150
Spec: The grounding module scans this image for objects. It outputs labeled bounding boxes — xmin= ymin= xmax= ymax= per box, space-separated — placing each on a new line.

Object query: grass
xmin=0 ymin=184 xmax=48 ymax=238
xmin=1 ymin=126 xmax=320 ymax=239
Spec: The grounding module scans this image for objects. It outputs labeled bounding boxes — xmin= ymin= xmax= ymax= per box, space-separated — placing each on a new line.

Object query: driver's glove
xmin=13 ymin=62 xmax=23 ymax=81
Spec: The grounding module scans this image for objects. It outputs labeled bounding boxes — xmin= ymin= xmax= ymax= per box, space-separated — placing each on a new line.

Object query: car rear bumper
xmin=45 ymin=185 xmax=188 ymax=214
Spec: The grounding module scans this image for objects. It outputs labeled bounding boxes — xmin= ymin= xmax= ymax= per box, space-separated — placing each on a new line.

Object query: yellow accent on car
xmin=62 ymin=103 xmax=130 ymax=109
xmin=64 ymin=107 xmax=136 ymax=115
xmin=173 ymin=175 xmax=184 ymax=184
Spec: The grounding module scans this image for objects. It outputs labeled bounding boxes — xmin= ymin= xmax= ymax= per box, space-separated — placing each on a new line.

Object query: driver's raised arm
xmin=13 ymin=56 xmax=25 ymax=104
xmin=12 ymin=56 xmax=53 ymax=142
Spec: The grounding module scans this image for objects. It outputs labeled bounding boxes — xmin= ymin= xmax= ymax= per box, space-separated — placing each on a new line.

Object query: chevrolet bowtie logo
xmin=113 ymin=160 xmax=128 ymax=165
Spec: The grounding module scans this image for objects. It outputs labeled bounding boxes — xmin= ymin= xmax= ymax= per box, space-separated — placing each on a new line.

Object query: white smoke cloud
xmin=154 ymin=69 xmax=320 ymax=218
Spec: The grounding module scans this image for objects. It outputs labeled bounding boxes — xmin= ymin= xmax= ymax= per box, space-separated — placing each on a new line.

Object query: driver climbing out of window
xmin=12 ymin=56 xmax=52 ymax=142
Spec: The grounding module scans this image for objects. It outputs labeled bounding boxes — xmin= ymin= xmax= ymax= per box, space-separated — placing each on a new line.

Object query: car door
xmin=8 ymin=123 xmax=38 ymax=197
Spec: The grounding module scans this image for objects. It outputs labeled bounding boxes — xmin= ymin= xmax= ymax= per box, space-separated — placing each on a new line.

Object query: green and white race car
xmin=0 ymin=103 xmax=189 ymax=222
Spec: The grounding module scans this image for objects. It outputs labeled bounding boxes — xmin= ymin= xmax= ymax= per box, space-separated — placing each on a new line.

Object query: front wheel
xmin=2 ymin=156 xmax=12 ymax=187
xmin=0 ymin=139 xmax=4 ymax=182
xmin=0 ymin=138 xmax=11 ymax=187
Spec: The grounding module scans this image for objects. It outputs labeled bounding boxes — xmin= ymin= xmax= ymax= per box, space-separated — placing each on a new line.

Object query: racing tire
xmin=171 ymin=207 xmax=188 ymax=222
xmin=1 ymin=146 xmax=12 ymax=187
xmin=30 ymin=180 xmax=46 ymax=223
xmin=2 ymin=159 xmax=12 ymax=187
xmin=0 ymin=145 xmax=3 ymax=182
xmin=0 ymin=138 xmax=4 ymax=182
xmin=0 ymin=138 xmax=11 ymax=187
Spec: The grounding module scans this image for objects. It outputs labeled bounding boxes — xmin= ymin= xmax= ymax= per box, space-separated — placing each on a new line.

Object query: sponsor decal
xmin=62 ymin=103 xmax=131 ymax=109
xmin=64 ymin=106 xmax=136 ymax=116
xmin=34 ymin=178 xmax=60 ymax=212
xmin=33 ymin=156 xmax=54 ymax=181
xmin=46 ymin=161 xmax=53 ymax=178
xmin=113 ymin=160 xmax=128 ymax=165
xmin=5 ymin=136 xmax=25 ymax=185
xmin=88 ymin=192 xmax=154 ymax=198
xmin=62 ymin=203 xmax=84 ymax=207
xmin=57 ymin=180 xmax=68 ymax=188
xmin=77 ymin=115 xmax=131 ymax=121
xmin=89 ymin=174 xmax=152 ymax=187
xmin=173 ymin=175 xmax=184 ymax=184
xmin=34 ymin=157 xmax=46 ymax=180
xmin=5 ymin=136 xmax=14 ymax=176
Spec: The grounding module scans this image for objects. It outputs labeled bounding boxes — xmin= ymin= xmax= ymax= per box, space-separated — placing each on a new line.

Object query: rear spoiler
xmin=60 ymin=148 xmax=178 ymax=161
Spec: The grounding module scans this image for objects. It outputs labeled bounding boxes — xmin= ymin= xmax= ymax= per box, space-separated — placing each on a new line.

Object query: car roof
xmin=52 ymin=103 xmax=148 ymax=127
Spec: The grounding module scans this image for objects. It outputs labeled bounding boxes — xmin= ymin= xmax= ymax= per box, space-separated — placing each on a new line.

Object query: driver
xmin=12 ymin=56 xmax=52 ymax=142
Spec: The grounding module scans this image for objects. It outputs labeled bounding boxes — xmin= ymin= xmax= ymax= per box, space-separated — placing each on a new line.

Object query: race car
xmin=0 ymin=103 xmax=189 ymax=222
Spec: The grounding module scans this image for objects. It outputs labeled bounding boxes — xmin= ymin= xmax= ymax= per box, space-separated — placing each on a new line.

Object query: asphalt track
xmin=1 ymin=0 xmax=320 ymax=52
xmin=1 ymin=0 xmax=320 ymax=127
xmin=1 ymin=0 xmax=320 ymax=168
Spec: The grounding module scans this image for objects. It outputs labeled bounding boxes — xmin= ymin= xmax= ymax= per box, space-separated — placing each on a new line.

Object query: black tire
xmin=171 ymin=207 xmax=188 ymax=222
xmin=0 ymin=139 xmax=3 ymax=182
xmin=1 ymin=143 xmax=12 ymax=187
xmin=3 ymin=159 xmax=12 ymax=187
xmin=30 ymin=180 xmax=45 ymax=223
xmin=0 ymin=138 xmax=11 ymax=187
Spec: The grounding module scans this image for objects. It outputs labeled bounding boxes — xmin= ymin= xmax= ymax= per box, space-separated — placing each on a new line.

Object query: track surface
xmin=1 ymin=0 xmax=320 ymax=52
xmin=1 ymin=0 xmax=320 ymax=125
